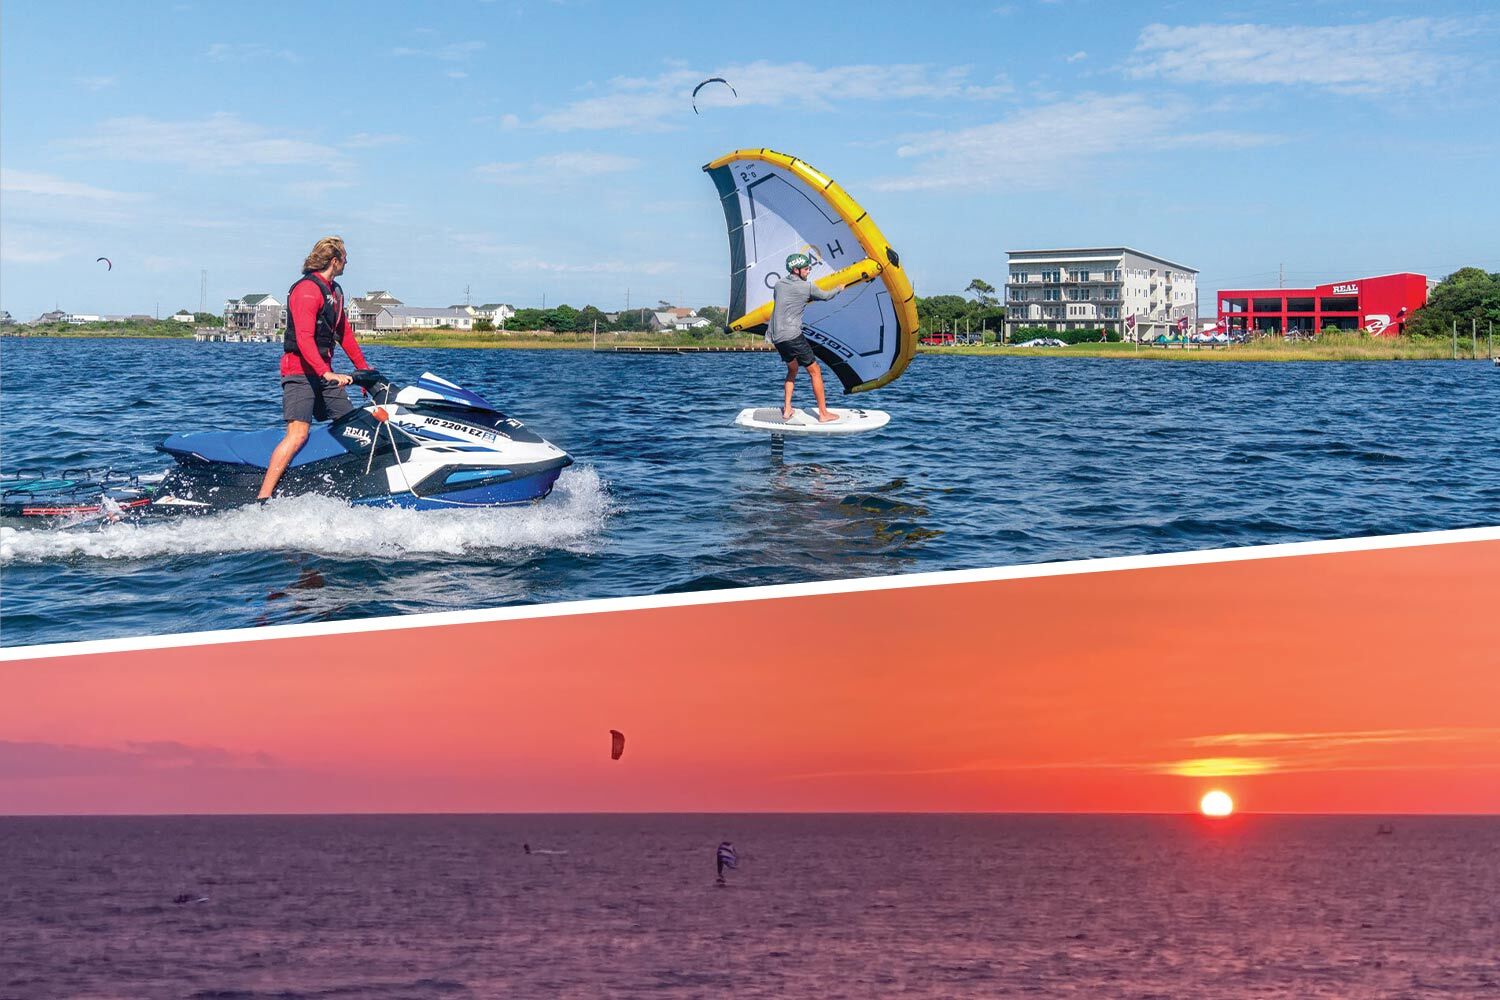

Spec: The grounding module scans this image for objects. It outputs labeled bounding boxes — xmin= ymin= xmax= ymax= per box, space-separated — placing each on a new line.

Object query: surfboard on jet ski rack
xmin=733 ymin=407 xmax=890 ymax=435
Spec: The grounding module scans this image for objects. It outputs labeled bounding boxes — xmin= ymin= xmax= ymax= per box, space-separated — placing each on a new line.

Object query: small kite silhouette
xmin=691 ymin=77 xmax=736 ymax=115
xmin=96 ymin=257 xmax=113 ymax=271
xmin=609 ymin=729 xmax=625 ymax=760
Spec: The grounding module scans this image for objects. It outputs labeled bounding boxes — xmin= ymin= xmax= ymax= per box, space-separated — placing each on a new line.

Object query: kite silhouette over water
xmin=610 ymin=729 xmax=625 ymax=760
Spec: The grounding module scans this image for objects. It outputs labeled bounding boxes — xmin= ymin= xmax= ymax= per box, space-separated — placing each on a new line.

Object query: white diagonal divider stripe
xmin=3 ymin=525 xmax=1497 ymax=662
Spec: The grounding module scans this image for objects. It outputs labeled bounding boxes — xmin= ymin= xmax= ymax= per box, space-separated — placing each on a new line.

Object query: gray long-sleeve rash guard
xmin=768 ymin=274 xmax=839 ymax=344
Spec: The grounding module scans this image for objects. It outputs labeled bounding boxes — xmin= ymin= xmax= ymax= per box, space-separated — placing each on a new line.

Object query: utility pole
xmin=1452 ymin=319 xmax=1457 ymax=359
xmin=1279 ymin=262 xmax=1284 ymax=289
xmin=1474 ymin=318 xmax=1480 ymax=360
xmin=625 ymin=287 xmax=630 ymax=311
xmin=542 ymin=292 xmax=547 ymax=310
xmin=199 ymin=269 xmax=207 ymax=313
xmin=465 ymin=284 xmax=471 ymax=307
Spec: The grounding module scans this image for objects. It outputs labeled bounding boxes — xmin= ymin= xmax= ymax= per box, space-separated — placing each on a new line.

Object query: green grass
xmin=11 ymin=326 xmax=1488 ymax=362
xmin=924 ymin=334 xmax=1478 ymax=362
xmin=5 ymin=323 xmax=195 ymax=339
xmin=369 ymin=329 xmax=764 ymax=350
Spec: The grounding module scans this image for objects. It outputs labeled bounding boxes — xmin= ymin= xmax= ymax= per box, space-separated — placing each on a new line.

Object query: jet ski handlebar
xmin=351 ymin=368 xmax=395 ymax=403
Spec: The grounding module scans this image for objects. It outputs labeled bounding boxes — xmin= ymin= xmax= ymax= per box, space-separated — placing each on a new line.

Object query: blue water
xmin=3 ymin=338 xmax=1498 ymax=647
xmin=2 ymin=814 xmax=1496 ymax=998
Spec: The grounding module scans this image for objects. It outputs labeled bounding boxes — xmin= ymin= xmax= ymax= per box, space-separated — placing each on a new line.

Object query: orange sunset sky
xmin=2 ymin=540 xmax=1497 ymax=815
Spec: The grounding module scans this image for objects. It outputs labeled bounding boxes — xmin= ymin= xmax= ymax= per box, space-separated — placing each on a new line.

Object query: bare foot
xmin=782 ymin=408 xmax=795 ymax=420
xmin=817 ymin=411 xmax=840 ymax=423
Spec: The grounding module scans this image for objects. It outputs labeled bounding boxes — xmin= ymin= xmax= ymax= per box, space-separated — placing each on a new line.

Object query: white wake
xmin=1 ymin=466 xmax=614 ymax=564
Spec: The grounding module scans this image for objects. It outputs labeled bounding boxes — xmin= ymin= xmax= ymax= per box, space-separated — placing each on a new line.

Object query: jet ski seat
xmin=158 ymin=424 xmax=351 ymax=469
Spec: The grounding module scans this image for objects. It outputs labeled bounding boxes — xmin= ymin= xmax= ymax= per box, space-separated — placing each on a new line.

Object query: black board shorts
xmin=281 ymin=375 xmax=354 ymax=423
xmin=774 ymin=335 xmax=817 ymax=367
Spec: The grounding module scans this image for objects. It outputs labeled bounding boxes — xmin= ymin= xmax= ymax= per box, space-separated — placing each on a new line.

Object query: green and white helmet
xmin=785 ymin=252 xmax=813 ymax=271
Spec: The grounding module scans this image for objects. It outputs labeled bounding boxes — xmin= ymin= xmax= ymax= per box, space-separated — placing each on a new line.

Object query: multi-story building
xmin=223 ymin=293 xmax=286 ymax=335
xmin=474 ymin=303 xmax=516 ymax=327
xmin=349 ymin=291 xmax=403 ymax=332
xmin=372 ymin=306 xmax=475 ymax=332
xmin=1005 ymin=247 xmax=1198 ymax=341
xmin=1216 ymin=273 xmax=1430 ymax=337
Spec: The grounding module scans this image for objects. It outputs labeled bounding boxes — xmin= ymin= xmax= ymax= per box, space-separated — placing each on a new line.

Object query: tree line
xmin=1403 ymin=268 xmax=1500 ymax=342
xmin=476 ymin=303 xmax=727 ymax=333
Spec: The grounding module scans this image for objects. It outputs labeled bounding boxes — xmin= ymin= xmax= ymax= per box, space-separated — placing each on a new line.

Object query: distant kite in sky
xmin=610 ymin=729 xmax=625 ymax=760
xmin=692 ymin=77 xmax=736 ymax=115
xmin=96 ymin=257 xmax=113 ymax=271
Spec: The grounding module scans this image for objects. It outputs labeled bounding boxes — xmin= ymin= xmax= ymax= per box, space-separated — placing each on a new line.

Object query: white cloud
xmin=66 ymin=114 xmax=345 ymax=171
xmin=1127 ymin=17 xmax=1469 ymax=95
xmin=1 ymin=168 xmax=140 ymax=202
xmin=140 ymin=255 xmax=188 ymax=273
xmin=343 ymin=132 xmax=407 ymax=149
xmin=76 ymin=75 xmax=118 ymax=91
xmin=205 ymin=42 xmax=300 ymax=63
xmin=394 ymin=41 xmax=485 ymax=61
xmin=871 ymin=94 xmax=1281 ymax=192
xmin=531 ymin=60 xmax=1010 ymax=132
xmin=474 ymin=152 xmax=641 ymax=184
xmin=0 ymin=227 xmax=70 ymax=264
xmin=1065 ymin=51 xmax=1087 ymax=63
xmin=527 ymin=259 xmax=675 ymax=275
xmin=447 ymin=70 xmax=468 ymax=79
xmin=285 ymin=179 xmax=355 ymax=199
xmin=1186 ymin=728 xmax=1500 ymax=750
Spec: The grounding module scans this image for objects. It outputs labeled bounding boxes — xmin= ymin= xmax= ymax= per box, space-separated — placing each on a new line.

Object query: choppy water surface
xmin=3 ymin=338 xmax=1497 ymax=646
xmin=2 ymin=814 xmax=1496 ymax=999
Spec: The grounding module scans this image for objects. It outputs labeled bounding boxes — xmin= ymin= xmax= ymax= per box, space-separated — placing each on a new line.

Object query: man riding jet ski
xmin=153 ymin=369 xmax=572 ymax=513
xmin=1 ymin=370 xmax=573 ymax=523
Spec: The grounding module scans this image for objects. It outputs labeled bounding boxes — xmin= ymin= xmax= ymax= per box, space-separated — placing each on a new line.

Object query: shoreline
xmin=2 ymin=330 xmax=1488 ymax=362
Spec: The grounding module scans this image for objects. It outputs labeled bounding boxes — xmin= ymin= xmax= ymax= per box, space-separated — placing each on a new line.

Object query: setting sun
xmin=1200 ymin=790 xmax=1235 ymax=817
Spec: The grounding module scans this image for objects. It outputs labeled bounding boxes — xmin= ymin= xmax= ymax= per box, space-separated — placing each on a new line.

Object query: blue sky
xmin=1 ymin=0 xmax=1496 ymax=320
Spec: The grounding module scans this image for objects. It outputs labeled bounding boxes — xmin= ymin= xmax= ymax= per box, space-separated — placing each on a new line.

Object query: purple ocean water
xmin=2 ymin=814 xmax=1495 ymax=998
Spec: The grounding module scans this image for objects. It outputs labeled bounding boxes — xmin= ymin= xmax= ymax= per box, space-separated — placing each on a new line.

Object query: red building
xmin=1217 ymin=273 xmax=1429 ymax=337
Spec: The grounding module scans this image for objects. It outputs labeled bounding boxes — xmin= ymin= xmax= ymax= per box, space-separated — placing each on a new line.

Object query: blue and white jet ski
xmin=1 ymin=371 xmax=573 ymax=522
xmin=153 ymin=370 xmax=572 ymax=513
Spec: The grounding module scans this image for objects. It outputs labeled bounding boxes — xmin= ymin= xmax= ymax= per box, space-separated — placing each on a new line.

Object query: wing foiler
xmin=703 ymin=149 xmax=918 ymax=394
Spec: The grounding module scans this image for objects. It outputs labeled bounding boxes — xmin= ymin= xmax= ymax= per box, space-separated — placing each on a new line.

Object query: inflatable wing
xmin=703 ymin=148 xmax=918 ymax=394
xmin=609 ymin=729 xmax=625 ymax=760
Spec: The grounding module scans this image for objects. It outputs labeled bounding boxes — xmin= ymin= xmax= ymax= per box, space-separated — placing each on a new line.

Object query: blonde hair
xmin=302 ymin=236 xmax=346 ymax=273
